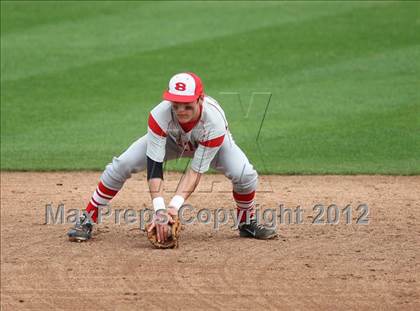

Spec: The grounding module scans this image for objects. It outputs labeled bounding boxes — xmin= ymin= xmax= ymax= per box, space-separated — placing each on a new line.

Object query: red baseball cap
xmin=163 ymin=72 xmax=204 ymax=103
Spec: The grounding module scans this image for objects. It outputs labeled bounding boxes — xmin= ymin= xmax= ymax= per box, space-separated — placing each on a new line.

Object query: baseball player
xmin=68 ymin=72 xmax=277 ymax=243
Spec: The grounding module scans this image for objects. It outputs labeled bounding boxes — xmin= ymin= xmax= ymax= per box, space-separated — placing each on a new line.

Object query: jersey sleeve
xmin=146 ymin=102 xmax=171 ymax=163
xmin=191 ymin=113 xmax=227 ymax=174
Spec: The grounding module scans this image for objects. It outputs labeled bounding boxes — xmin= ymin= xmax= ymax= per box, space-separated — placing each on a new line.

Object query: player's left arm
xmin=172 ymin=168 xmax=202 ymax=201
xmin=166 ymin=167 xmax=203 ymax=211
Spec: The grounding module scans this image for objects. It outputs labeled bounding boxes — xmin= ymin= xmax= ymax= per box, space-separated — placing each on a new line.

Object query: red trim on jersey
xmin=233 ymin=190 xmax=255 ymax=202
xmin=148 ymin=114 xmax=167 ymax=137
xmin=199 ymin=134 xmax=225 ymax=148
xmin=98 ymin=181 xmax=118 ymax=197
xmin=179 ymin=104 xmax=203 ymax=132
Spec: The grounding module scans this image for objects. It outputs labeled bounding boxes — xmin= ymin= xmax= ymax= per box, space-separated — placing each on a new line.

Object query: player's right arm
xmin=146 ymin=102 xmax=174 ymax=242
xmin=146 ymin=110 xmax=167 ymax=198
xmin=146 ymin=101 xmax=172 ymax=198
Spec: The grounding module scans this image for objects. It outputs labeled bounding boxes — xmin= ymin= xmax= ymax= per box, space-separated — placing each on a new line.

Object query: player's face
xmin=171 ymin=100 xmax=200 ymax=123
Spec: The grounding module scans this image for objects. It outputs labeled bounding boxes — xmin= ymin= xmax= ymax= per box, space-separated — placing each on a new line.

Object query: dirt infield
xmin=1 ymin=172 xmax=419 ymax=310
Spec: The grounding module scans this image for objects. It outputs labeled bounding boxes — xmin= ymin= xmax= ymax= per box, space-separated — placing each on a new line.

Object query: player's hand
xmin=147 ymin=209 xmax=176 ymax=243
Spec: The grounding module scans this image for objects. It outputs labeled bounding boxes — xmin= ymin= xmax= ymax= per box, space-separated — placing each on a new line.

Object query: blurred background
xmin=1 ymin=1 xmax=419 ymax=174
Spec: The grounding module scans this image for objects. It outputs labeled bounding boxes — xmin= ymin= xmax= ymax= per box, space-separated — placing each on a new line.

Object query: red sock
xmin=233 ymin=191 xmax=255 ymax=223
xmin=85 ymin=202 xmax=99 ymax=223
xmin=85 ymin=181 xmax=119 ymax=223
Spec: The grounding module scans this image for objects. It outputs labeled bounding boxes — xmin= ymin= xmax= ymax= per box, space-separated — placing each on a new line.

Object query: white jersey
xmin=146 ymin=96 xmax=228 ymax=173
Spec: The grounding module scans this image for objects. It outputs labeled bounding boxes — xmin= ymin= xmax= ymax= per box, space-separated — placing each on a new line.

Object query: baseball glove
xmin=146 ymin=215 xmax=182 ymax=249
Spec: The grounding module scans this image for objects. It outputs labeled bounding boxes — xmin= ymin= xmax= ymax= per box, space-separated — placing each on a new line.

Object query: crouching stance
xmin=68 ymin=73 xmax=277 ymax=242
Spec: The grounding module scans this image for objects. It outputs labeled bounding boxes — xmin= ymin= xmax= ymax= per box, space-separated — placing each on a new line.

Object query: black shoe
xmin=239 ymin=219 xmax=277 ymax=240
xmin=67 ymin=216 xmax=93 ymax=242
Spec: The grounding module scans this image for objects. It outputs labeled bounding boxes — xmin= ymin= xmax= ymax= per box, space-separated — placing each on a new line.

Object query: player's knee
xmin=103 ymin=156 xmax=135 ymax=186
xmin=231 ymin=166 xmax=258 ymax=193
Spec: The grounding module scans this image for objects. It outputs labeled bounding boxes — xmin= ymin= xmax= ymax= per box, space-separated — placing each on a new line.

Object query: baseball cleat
xmin=67 ymin=216 xmax=93 ymax=242
xmin=238 ymin=219 xmax=278 ymax=240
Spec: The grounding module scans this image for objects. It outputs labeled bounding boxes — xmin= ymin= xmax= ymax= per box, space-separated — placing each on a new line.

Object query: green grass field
xmin=1 ymin=1 xmax=419 ymax=174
